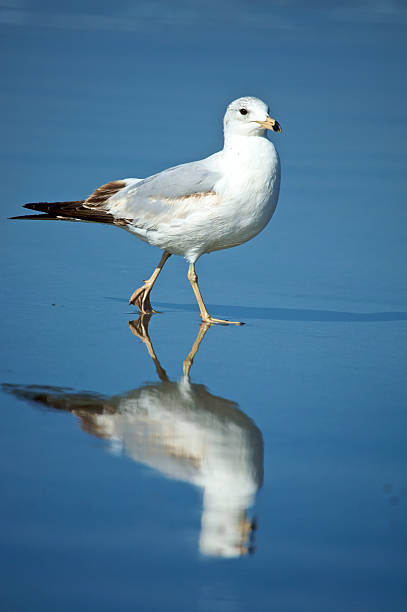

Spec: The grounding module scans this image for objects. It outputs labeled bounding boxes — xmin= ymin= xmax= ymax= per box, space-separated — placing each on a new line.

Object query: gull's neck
xmin=219 ymin=131 xmax=279 ymax=192
xmin=223 ymin=131 xmax=268 ymax=152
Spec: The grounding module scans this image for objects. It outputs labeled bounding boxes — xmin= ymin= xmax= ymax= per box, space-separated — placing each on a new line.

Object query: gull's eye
xmin=239 ymin=108 xmax=248 ymax=116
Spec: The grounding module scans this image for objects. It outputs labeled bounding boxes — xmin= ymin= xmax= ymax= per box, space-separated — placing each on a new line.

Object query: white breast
xmin=202 ymin=135 xmax=281 ymax=254
xmin=126 ymin=135 xmax=281 ymax=263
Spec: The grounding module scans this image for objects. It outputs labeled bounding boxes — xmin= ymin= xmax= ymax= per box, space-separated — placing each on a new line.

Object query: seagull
xmin=12 ymin=96 xmax=282 ymax=325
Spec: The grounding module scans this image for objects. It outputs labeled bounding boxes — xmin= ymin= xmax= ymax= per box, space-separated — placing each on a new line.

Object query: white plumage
xmin=107 ymin=97 xmax=281 ymax=264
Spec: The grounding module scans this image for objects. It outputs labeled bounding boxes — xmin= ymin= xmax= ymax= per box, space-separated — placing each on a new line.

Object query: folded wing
xmin=12 ymin=155 xmax=222 ymax=229
xmin=104 ymin=156 xmax=222 ymax=230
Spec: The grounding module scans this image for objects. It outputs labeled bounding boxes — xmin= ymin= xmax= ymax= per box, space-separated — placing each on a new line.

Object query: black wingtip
xmin=23 ymin=202 xmax=51 ymax=211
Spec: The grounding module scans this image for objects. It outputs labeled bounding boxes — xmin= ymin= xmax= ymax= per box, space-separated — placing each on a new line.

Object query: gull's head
xmin=224 ymin=96 xmax=282 ymax=139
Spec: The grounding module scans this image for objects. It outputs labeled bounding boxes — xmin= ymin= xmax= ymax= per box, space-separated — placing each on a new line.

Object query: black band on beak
xmin=272 ymin=120 xmax=282 ymax=133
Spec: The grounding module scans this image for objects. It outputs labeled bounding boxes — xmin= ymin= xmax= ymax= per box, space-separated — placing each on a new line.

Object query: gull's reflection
xmin=4 ymin=317 xmax=263 ymax=558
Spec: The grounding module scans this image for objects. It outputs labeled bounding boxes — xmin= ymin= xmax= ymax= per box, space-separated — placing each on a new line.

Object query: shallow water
xmin=1 ymin=2 xmax=406 ymax=611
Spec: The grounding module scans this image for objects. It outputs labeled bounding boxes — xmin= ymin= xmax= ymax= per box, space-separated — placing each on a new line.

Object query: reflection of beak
xmin=255 ymin=115 xmax=282 ymax=133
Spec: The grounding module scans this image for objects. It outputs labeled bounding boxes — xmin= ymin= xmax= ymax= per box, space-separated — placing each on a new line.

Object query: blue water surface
xmin=1 ymin=2 xmax=406 ymax=611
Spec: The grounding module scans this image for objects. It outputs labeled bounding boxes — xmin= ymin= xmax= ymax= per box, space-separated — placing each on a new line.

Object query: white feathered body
xmin=18 ymin=96 xmax=282 ymax=270
xmin=105 ymin=135 xmax=280 ymax=263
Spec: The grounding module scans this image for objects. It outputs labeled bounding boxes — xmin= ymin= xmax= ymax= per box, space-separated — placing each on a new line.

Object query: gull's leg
xmin=129 ymin=251 xmax=171 ymax=313
xmin=187 ymin=263 xmax=243 ymax=325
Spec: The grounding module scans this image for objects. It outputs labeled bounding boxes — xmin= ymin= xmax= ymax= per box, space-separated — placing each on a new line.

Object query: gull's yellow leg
xmin=129 ymin=251 xmax=171 ymax=312
xmin=187 ymin=263 xmax=243 ymax=325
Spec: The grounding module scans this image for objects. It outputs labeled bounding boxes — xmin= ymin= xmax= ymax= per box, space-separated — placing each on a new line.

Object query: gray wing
xmin=105 ymin=154 xmax=223 ymax=229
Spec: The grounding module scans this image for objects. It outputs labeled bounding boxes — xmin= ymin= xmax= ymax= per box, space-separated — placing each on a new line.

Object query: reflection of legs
xmin=183 ymin=323 xmax=211 ymax=377
xmin=129 ymin=251 xmax=171 ymax=312
xmin=130 ymin=314 xmax=211 ymax=380
xmin=187 ymin=263 xmax=243 ymax=325
xmin=129 ymin=314 xmax=214 ymax=381
xmin=128 ymin=315 xmax=169 ymax=382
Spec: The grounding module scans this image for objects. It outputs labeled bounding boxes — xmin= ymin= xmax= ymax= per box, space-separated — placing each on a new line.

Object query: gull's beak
xmin=255 ymin=115 xmax=282 ymax=133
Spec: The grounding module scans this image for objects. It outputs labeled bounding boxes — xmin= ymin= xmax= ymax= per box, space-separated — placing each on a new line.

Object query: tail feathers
xmin=10 ymin=200 xmax=123 ymax=225
xmin=10 ymin=200 xmax=84 ymax=221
